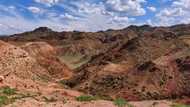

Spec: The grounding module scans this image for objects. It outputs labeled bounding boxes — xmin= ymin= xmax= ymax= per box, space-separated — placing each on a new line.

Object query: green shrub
xmin=114 ymin=98 xmax=133 ymax=107
xmin=2 ymin=87 xmax=16 ymax=95
xmin=0 ymin=96 xmax=9 ymax=106
xmin=76 ymin=95 xmax=96 ymax=102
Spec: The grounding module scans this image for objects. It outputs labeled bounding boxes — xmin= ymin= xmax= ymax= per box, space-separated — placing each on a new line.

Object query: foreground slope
xmin=0 ymin=40 xmax=175 ymax=107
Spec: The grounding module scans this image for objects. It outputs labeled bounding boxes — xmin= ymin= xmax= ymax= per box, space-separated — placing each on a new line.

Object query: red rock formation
xmin=21 ymin=42 xmax=73 ymax=80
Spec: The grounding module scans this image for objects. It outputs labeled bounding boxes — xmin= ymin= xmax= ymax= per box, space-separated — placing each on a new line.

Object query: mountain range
xmin=0 ymin=24 xmax=190 ymax=106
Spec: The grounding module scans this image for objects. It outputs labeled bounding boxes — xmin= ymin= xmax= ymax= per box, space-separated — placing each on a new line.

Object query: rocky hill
xmin=0 ymin=24 xmax=190 ymax=106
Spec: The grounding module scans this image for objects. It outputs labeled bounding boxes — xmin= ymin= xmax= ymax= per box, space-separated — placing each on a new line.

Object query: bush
xmin=114 ymin=98 xmax=133 ymax=107
xmin=0 ymin=96 xmax=10 ymax=107
xmin=76 ymin=95 xmax=96 ymax=102
xmin=2 ymin=87 xmax=16 ymax=95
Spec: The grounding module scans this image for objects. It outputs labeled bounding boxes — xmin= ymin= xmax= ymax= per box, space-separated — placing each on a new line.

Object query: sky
xmin=0 ymin=0 xmax=190 ymax=35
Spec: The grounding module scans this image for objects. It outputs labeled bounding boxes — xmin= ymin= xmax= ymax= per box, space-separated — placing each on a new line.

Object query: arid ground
xmin=0 ymin=24 xmax=190 ymax=107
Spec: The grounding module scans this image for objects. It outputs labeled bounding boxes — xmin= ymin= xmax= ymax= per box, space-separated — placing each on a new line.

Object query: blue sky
xmin=0 ymin=0 xmax=190 ymax=35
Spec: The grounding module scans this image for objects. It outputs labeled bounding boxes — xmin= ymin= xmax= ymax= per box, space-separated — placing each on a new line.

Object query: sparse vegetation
xmin=0 ymin=96 xmax=9 ymax=106
xmin=43 ymin=96 xmax=57 ymax=102
xmin=0 ymin=95 xmax=16 ymax=107
xmin=59 ymin=53 xmax=90 ymax=69
xmin=171 ymin=103 xmax=190 ymax=107
xmin=59 ymin=80 xmax=66 ymax=85
xmin=0 ymin=87 xmax=39 ymax=107
xmin=12 ymin=93 xmax=38 ymax=100
xmin=159 ymin=74 xmax=167 ymax=86
xmin=59 ymin=80 xmax=71 ymax=89
xmin=38 ymin=75 xmax=51 ymax=83
xmin=76 ymin=95 xmax=97 ymax=102
xmin=159 ymin=79 xmax=165 ymax=86
xmin=114 ymin=98 xmax=133 ymax=107
xmin=94 ymin=95 xmax=113 ymax=101
xmin=75 ymin=94 xmax=113 ymax=102
xmin=1 ymin=87 xmax=16 ymax=95
xmin=62 ymin=98 xmax=67 ymax=104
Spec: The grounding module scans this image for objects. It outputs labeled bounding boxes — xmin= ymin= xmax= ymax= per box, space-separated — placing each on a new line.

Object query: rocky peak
xmin=33 ymin=27 xmax=53 ymax=32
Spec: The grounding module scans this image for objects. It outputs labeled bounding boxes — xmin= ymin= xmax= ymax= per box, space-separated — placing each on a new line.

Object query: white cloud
xmin=0 ymin=0 xmax=147 ymax=35
xmin=8 ymin=6 xmax=15 ymax=10
xmin=110 ymin=16 xmax=135 ymax=24
xmin=0 ymin=0 xmax=147 ymax=34
xmin=147 ymin=6 xmax=156 ymax=12
xmin=173 ymin=0 xmax=190 ymax=9
xmin=28 ymin=6 xmax=41 ymax=13
xmin=59 ymin=13 xmax=79 ymax=20
xmin=153 ymin=0 xmax=190 ymax=26
xmin=0 ymin=4 xmax=66 ymax=35
xmin=77 ymin=2 xmax=105 ymax=14
xmin=157 ymin=8 xmax=184 ymax=17
xmin=146 ymin=19 xmax=153 ymax=25
xmin=65 ymin=1 xmax=137 ymax=31
xmin=0 ymin=15 xmax=67 ymax=35
xmin=62 ymin=13 xmax=132 ymax=32
xmin=34 ymin=0 xmax=60 ymax=6
xmin=0 ymin=5 xmax=17 ymax=16
xmin=105 ymin=0 xmax=146 ymax=16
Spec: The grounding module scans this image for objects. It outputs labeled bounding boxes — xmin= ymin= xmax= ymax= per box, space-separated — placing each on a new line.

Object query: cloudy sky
xmin=0 ymin=0 xmax=190 ymax=35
